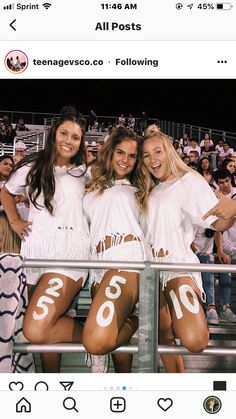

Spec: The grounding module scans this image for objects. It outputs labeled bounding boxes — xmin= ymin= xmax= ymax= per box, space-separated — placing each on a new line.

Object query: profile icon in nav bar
xmin=203 ymin=396 xmax=222 ymax=414
xmin=4 ymin=49 xmax=28 ymax=74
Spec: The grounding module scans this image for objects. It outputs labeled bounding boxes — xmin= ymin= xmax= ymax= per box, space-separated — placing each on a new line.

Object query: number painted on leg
xmin=96 ymin=301 xmax=115 ymax=327
xmin=105 ymin=275 xmax=126 ymax=299
xmin=33 ymin=295 xmax=54 ymax=320
xmin=169 ymin=289 xmax=182 ymax=320
xmin=169 ymin=284 xmax=200 ymax=320
xmin=45 ymin=277 xmax=63 ymax=297
xmin=179 ymin=284 xmax=199 ymax=314
xmin=96 ymin=275 xmax=126 ymax=327
xmin=32 ymin=277 xmax=64 ymax=320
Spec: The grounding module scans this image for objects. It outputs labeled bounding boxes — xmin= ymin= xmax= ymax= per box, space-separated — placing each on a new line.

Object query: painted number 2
xmin=33 ymin=277 xmax=64 ymax=321
xmin=96 ymin=275 xmax=126 ymax=327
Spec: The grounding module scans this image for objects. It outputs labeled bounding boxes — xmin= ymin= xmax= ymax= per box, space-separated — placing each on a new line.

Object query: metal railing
xmin=2 ymin=110 xmax=236 ymax=146
xmin=158 ymin=119 xmax=236 ymax=147
xmin=12 ymin=258 xmax=236 ymax=373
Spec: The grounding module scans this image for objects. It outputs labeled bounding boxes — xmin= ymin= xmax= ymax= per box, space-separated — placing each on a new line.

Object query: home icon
xmin=16 ymin=397 xmax=31 ymax=413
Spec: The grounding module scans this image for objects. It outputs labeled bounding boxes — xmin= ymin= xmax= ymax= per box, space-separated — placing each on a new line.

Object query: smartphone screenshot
xmin=0 ymin=0 xmax=236 ymax=417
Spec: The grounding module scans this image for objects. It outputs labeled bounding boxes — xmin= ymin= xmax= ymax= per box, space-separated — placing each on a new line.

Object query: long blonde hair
xmin=136 ymin=131 xmax=200 ymax=211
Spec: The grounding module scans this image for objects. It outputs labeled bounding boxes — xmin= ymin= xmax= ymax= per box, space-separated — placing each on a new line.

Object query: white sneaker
xmin=85 ymin=353 xmax=109 ymax=373
xmin=220 ymin=307 xmax=236 ymax=323
xmin=206 ymin=308 xmax=219 ymax=325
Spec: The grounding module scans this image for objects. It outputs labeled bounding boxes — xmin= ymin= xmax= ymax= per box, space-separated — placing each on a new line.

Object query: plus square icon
xmin=110 ymin=397 xmax=126 ymax=412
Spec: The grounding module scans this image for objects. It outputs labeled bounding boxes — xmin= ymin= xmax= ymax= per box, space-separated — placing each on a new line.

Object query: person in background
xmin=186 ymin=138 xmax=201 ymax=157
xmin=172 ymin=140 xmax=183 ymax=157
xmin=201 ymin=137 xmax=217 ymax=169
xmin=192 ymin=225 xmax=233 ymax=325
xmin=5 ymin=124 xmax=16 ymax=145
xmin=0 ymin=155 xmax=20 ymax=252
xmin=96 ymin=138 xmax=105 ymax=153
xmin=179 ymin=132 xmax=190 ymax=148
xmin=221 ymin=158 xmax=236 ymax=187
xmin=219 ymin=142 xmax=234 ymax=160
xmin=14 ymin=141 xmax=27 ymax=163
xmin=197 ymin=157 xmax=214 ymax=184
xmin=189 ymin=150 xmax=200 ymax=165
xmin=15 ymin=118 xmax=28 ymax=132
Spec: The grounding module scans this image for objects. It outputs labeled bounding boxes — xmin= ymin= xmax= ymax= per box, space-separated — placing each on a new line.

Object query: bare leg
xmin=164 ymin=276 xmax=209 ymax=353
xmin=28 ymin=284 xmax=61 ymax=372
xmin=159 ymin=289 xmax=185 ymax=372
xmin=24 ymin=273 xmax=84 ymax=372
xmin=112 ymin=353 xmax=133 ymax=373
xmin=83 ymin=269 xmax=139 ymax=373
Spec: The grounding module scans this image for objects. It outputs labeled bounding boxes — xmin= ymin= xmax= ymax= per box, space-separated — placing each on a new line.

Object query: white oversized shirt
xmin=6 ymin=163 xmax=89 ymax=235
xmin=83 ymin=184 xmax=144 ymax=251
xmin=145 ymin=172 xmax=218 ymax=287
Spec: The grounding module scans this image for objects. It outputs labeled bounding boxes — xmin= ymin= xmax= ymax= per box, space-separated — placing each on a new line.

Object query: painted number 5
xmin=96 ymin=275 xmax=126 ymax=327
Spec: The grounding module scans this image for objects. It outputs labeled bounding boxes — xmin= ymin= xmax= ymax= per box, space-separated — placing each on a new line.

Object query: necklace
xmin=158 ymin=177 xmax=179 ymax=189
xmin=109 ymin=178 xmax=131 ymax=187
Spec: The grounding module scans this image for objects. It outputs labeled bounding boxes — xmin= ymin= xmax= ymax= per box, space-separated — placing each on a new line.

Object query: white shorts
xmin=21 ymin=229 xmax=89 ymax=287
xmin=151 ymin=255 xmax=205 ymax=301
xmin=89 ymin=240 xmax=146 ymax=287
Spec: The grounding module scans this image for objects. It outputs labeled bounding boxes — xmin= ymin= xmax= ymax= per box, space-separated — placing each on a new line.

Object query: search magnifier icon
xmin=63 ymin=397 xmax=78 ymax=413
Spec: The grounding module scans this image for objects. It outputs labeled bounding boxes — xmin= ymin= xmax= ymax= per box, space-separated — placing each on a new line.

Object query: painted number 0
xmin=169 ymin=284 xmax=200 ymax=320
xmin=96 ymin=275 xmax=126 ymax=327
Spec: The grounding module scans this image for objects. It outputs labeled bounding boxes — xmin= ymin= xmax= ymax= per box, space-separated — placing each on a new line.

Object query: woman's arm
xmin=203 ymin=195 xmax=236 ymax=221
xmin=1 ymin=185 xmax=32 ymax=239
xmin=211 ymin=216 xmax=234 ymax=232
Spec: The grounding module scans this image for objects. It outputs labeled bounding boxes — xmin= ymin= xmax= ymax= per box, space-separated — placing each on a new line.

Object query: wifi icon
xmin=42 ymin=2 xmax=51 ymax=9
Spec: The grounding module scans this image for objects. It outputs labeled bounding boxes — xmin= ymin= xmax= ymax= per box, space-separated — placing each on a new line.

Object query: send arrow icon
xmin=59 ymin=381 xmax=74 ymax=391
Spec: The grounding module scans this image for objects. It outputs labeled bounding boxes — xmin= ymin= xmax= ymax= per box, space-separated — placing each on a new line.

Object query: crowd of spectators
xmin=0 ymin=114 xmax=28 ymax=145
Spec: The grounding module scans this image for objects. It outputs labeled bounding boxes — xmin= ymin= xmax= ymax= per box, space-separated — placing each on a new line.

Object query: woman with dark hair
xmin=0 ymin=155 xmax=14 ymax=187
xmin=221 ymin=157 xmax=236 ymax=187
xmin=137 ymin=131 xmax=233 ymax=369
xmin=1 ymin=109 xmax=90 ymax=372
xmin=82 ymin=126 xmax=146 ymax=373
xmin=197 ymin=157 xmax=214 ymax=184
xmin=0 ymin=155 xmax=20 ymax=252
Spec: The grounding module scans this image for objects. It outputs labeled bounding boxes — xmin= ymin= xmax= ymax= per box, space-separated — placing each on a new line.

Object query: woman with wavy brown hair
xmin=82 ymin=126 xmax=146 ymax=373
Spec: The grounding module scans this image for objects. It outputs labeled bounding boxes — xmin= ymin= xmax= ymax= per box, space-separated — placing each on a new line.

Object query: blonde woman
xmin=137 ymin=131 xmax=233 ymax=368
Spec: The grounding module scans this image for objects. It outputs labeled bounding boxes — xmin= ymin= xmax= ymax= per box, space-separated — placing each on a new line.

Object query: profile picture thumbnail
xmin=203 ymin=396 xmax=222 ymax=414
xmin=4 ymin=50 xmax=28 ymax=74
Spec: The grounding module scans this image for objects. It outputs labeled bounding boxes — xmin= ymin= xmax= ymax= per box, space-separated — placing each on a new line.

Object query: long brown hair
xmin=9 ymin=109 xmax=87 ymax=214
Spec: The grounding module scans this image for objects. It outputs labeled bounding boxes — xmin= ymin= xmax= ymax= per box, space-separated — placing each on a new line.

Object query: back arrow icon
xmin=10 ymin=19 xmax=16 ymax=31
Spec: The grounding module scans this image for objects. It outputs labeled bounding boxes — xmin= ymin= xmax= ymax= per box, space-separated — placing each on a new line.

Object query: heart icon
xmin=9 ymin=381 xmax=24 ymax=391
xmin=157 ymin=398 xmax=173 ymax=411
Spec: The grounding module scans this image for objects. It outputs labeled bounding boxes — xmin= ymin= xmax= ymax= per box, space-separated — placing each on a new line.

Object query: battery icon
xmin=216 ymin=3 xmax=233 ymax=9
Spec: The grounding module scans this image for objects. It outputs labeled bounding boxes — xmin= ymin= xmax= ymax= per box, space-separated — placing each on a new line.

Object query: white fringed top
xmin=83 ymin=183 xmax=144 ymax=253
xmin=6 ymin=163 xmax=89 ymax=235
